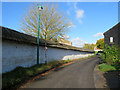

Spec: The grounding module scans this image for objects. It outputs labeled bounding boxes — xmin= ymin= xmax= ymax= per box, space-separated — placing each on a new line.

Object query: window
xmin=110 ymin=37 xmax=113 ymax=43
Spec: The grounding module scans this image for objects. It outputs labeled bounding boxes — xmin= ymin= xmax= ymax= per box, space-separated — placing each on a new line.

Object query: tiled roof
xmin=1 ymin=26 xmax=94 ymax=52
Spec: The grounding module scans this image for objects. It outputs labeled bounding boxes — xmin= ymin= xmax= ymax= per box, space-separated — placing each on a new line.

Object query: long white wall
xmin=2 ymin=40 xmax=94 ymax=73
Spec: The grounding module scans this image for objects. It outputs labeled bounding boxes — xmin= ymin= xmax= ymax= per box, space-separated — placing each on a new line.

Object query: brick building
xmin=103 ymin=22 xmax=120 ymax=46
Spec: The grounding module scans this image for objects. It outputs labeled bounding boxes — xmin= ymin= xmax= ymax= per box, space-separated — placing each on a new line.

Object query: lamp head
xmin=38 ymin=5 xmax=43 ymax=11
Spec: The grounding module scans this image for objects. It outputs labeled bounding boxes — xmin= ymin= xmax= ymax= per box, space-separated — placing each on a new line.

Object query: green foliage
xmin=83 ymin=43 xmax=96 ymax=50
xmin=100 ymin=45 xmax=120 ymax=70
xmin=20 ymin=3 xmax=72 ymax=41
xmin=62 ymin=60 xmax=72 ymax=63
xmin=98 ymin=63 xmax=116 ymax=72
xmin=96 ymin=38 xmax=104 ymax=49
xmin=2 ymin=61 xmax=64 ymax=89
xmin=100 ymin=53 xmax=106 ymax=62
xmin=95 ymin=51 xmax=98 ymax=55
xmin=25 ymin=69 xmax=34 ymax=76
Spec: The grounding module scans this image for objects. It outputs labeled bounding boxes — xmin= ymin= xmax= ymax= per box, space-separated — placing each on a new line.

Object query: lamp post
xmin=37 ymin=5 xmax=43 ymax=64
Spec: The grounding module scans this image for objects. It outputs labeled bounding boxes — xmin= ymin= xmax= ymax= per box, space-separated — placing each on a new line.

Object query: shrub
xmin=100 ymin=45 xmax=120 ymax=69
xmin=25 ymin=70 xmax=34 ymax=76
xmin=100 ymin=53 xmax=106 ymax=62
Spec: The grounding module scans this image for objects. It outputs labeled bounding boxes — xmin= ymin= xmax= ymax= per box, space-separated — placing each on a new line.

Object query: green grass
xmin=2 ymin=61 xmax=66 ymax=89
xmin=98 ymin=63 xmax=116 ymax=72
xmin=2 ymin=55 xmax=96 ymax=89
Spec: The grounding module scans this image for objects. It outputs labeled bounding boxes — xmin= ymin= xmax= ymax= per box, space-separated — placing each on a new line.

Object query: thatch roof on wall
xmin=1 ymin=26 xmax=94 ymax=52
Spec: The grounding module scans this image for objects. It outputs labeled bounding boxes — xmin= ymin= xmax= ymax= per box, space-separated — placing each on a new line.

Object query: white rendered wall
xmin=2 ymin=40 xmax=94 ymax=73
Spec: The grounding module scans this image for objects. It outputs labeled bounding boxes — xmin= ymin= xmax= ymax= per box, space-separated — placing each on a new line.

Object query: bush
xmin=100 ymin=53 xmax=106 ymax=62
xmin=2 ymin=66 xmax=26 ymax=88
xmin=100 ymin=45 xmax=120 ymax=69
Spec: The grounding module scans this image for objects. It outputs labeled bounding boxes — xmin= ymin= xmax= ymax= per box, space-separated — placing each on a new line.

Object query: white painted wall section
xmin=2 ymin=40 xmax=94 ymax=73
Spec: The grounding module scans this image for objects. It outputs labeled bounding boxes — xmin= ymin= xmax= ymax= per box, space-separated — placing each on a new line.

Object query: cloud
xmin=68 ymin=21 xmax=76 ymax=28
xmin=76 ymin=9 xmax=84 ymax=19
xmin=93 ymin=32 xmax=103 ymax=37
xmin=71 ymin=37 xmax=84 ymax=47
xmin=78 ymin=19 xmax=82 ymax=24
xmin=84 ymin=42 xmax=88 ymax=44
xmin=73 ymin=2 xmax=84 ymax=24
xmin=67 ymin=2 xmax=84 ymax=25
xmin=74 ymin=2 xmax=77 ymax=9
xmin=67 ymin=10 xmax=70 ymax=15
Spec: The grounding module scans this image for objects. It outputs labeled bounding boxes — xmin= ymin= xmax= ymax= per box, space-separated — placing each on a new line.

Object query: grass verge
xmin=97 ymin=63 xmax=117 ymax=72
xmin=2 ymin=55 xmax=96 ymax=89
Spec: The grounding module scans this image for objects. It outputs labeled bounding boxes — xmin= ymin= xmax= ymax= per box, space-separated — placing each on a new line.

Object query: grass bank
xmin=2 ymin=55 xmax=95 ymax=89
xmin=98 ymin=45 xmax=120 ymax=72
xmin=97 ymin=63 xmax=117 ymax=72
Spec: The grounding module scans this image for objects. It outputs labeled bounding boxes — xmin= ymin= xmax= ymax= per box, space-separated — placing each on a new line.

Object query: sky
xmin=1 ymin=2 xmax=118 ymax=47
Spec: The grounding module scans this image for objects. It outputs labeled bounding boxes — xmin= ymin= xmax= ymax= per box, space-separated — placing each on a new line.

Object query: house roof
xmin=58 ymin=37 xmax=72 ymax=44
xmin=103 ymin=22 xmax=120 ymax=35
xmin=1 ymin=26 xmax=94 ymax=52
xmin=1 ymin=26 xmax=57 ymax=45
xmin=94 ymin=46 xmax=103 ymax=51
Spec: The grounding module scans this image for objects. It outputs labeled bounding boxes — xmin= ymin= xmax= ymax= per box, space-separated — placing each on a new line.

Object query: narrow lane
xmin=24 ymin=56 xmax=99 ymax=88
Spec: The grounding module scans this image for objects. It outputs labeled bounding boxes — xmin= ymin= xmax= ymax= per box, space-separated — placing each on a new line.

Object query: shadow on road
xmin=54 ymin=67 xmax=64 ymax=71
xmin=103 ymin=71 xmax=119 ymax=89
xmin=34 ymin=75 xmax=48 ymax=81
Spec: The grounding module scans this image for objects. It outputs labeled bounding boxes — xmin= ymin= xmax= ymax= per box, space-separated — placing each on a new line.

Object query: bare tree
xmin=20 ymin=3 xmax=72 ymax=41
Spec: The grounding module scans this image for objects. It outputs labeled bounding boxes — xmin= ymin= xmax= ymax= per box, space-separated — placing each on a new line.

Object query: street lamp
xmin=37 ymin=5 xmax=43 ymax=64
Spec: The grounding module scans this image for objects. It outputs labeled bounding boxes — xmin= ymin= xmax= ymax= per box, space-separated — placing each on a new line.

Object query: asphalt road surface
xmin=24 ymin=56 xmax=99 ymax=88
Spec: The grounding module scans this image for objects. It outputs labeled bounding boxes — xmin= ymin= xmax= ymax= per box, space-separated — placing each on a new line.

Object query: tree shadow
xmin=34 ymin=75 xmax=48 ymax=81
xmin=54 ymin=67 xmax=64 ymax=71
xmin=103 ymin=71 xmax=119 ymax=89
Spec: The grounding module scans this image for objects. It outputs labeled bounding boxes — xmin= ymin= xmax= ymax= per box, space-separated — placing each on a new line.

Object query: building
xmin=58 ymin=37 xmax=72 ymax=46
xmin=94 ymin=46 xmax=103 ymax=52
xmin=103 ymin=22 xmax=120 ymax=46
